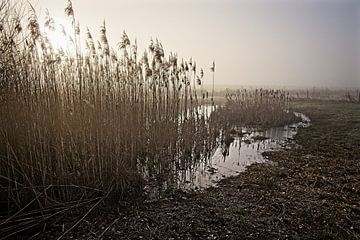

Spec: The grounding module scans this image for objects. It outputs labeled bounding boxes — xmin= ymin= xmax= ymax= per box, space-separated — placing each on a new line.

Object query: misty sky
xmin=30 ymin=0 xmax=360 ymax=88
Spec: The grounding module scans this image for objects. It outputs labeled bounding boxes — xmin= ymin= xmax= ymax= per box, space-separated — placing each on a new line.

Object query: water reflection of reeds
xmin=140 ymin=110 xmax=307 ymax=196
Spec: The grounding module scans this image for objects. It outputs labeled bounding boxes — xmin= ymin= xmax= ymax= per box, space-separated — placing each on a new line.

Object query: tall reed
xmin=0 ymin=0 xmax=298 ymax=216
xmin=217 ymin=88 xmax=296 ymax=128
xmin=0 ymin=0 xmax=213 ymax=212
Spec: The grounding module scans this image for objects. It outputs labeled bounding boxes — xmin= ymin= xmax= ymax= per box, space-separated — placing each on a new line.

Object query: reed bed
xmin=0 ymin=0 xmax=297 ymax=223
xmin=216 ymin=89 xmax=297 ymax=129
xmin=0 ymin=0 xmax=216 ymax=214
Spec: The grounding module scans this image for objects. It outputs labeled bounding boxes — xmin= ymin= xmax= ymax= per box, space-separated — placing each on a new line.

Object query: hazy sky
xmin=30 ymin=0 xmax=360 ymax=88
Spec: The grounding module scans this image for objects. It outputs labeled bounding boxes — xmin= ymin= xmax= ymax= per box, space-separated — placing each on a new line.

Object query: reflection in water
xmin=178 ymin=112 xmax=310 ymax=189
xmin=143 ymin=111 xmax=310 ymax=197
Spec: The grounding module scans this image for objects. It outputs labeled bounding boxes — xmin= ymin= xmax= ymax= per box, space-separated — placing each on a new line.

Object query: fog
xmin=31 ymin=0 xmax=360 ymax=88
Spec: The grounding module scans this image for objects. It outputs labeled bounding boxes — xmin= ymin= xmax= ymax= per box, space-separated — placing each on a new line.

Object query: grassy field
xmin=22 ymin=100 xmax=358 ymax=239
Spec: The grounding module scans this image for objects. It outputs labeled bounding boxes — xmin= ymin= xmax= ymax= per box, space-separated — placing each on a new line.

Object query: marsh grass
xmin=0 ymin=0 xmax=216 ymax=212
xmin=216 ymin=89 xmax=297 ymax=129
xmin=0 ymin=0 xmax=297 ymax=221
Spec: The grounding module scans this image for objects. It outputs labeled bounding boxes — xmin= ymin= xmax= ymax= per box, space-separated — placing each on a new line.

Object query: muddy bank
xmin=12 ymin=100 xmax=360 ymax=239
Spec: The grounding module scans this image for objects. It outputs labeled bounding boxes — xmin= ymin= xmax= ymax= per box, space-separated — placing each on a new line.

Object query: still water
xmin=176 ymin=112 xmax=311 ymax=189
xmin=144 ymin=111 xmax=311 ymax=199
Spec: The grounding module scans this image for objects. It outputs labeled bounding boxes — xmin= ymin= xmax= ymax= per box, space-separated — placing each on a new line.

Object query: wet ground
xmin=11 ymin=100 xmax=360 ymax=239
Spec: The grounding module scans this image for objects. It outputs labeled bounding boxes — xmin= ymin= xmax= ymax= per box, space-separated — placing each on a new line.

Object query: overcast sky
xmin=30 ymin=0 xmax=360 ymax=88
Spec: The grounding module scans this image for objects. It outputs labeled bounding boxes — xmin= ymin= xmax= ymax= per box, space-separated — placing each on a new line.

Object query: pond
xmin=144 ymin=112 xmax=311 ymax=198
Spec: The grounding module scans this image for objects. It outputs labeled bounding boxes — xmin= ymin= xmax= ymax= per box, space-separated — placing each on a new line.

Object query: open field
xmin=11 ymin=100 xmax=357 ymax=239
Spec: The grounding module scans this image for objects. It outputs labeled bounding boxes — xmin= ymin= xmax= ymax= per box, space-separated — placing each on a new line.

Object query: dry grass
xmin=0 ymin=0 xmax=297 ymax=221
xmin=216 ymin=88 xmax=297 ymax=129
xmin=0 ymin=0 xmax=216 ymax=212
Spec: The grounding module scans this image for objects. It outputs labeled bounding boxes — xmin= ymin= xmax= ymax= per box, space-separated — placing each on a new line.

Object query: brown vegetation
xmin=0 ymin=1 xmax=298 ymax=237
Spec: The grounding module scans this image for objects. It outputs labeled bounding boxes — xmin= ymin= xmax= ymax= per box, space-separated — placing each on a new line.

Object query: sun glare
xmin=40 ymin=16 xmax=77 ymax=54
